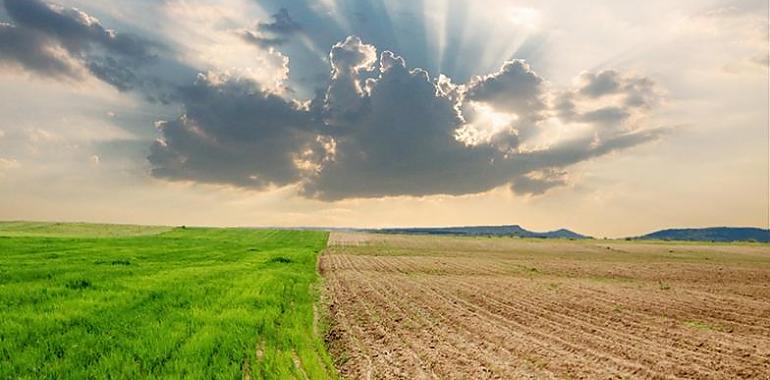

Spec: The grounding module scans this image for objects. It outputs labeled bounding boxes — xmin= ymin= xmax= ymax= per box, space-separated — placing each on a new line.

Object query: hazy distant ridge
xmin=373 ymin=225 xmax=590 ymax=239
xmin=635 ymin=227 xmax=770 ymax=242
xmin=364 ymin=225 xmax=770 ymax=242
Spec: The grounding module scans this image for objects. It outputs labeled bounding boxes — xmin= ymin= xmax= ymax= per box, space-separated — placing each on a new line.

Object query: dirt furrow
xmin=323 ymin=233 xmax=770 ymax=380
xmin=457 ymin=276 xmax=769 ymax=365
xmin=406 ymin=274 xmax=672 ymax=379
xmin=446 ymin=277 xmax=736 ymax=377
xmin=325 ymin=257 xmax=433 ymax=379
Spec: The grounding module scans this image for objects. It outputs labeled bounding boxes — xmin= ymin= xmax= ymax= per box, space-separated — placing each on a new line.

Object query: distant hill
xmin=635 ymin=227 xmax=770 ymax=243
xmin=373 ymin=225 xmax=590 ymax=239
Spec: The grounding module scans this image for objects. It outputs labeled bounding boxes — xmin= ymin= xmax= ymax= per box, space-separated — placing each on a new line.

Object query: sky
xmin=0 ymin=0 xmax=767 ymax=237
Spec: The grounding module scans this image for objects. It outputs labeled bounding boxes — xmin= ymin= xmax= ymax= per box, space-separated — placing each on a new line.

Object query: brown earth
xmin=321 ymin=232 xmax=770 ymax=379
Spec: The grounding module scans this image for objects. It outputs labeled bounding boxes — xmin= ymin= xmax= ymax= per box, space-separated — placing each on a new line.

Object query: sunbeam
xmin=317 ymin=0 xmax=353 ymax=33
xmin=420 ymin=0 xmax=449 ymax=75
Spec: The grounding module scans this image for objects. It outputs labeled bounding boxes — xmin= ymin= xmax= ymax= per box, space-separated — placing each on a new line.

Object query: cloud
xmin=323 ymin=36 xmax=378 ymax=120
xmin=149 ymin=36 xmax=665 ymax=200
xmin=0 ymin=157 xmax=20 ymax=170
xmin=147 ymin=71 xmax=323 ymax=189
xmin=0 ymin=22 xmax=80 ymax=77
xmin=0 ymin=0 xmax=160 ymax=92
xmin=578 ymin=70 xmax=622 ymax=98
xmin=307 ymin=45 xmax=501 ymax=199
xmin=459 ymin=59 xmax=548 ymax=149
xmin=241 ymin=8 xmax=301 ymax=48
xmin=86 ymin=56 xmax=140 ymax=92
xmin=241 ymin=32 xmax=286 ymax=49
xmin=556 ymin=70 xmax=662 ymax=129
xmin=3 ymin=0 xmax=154 ymax=59
xmin=510 ymin=169 xmax=567 ymax=196
xmin=258 ymin=8 xmax=301 ymax=35
xmin=465 ymin=60 xmax=547 ymax=121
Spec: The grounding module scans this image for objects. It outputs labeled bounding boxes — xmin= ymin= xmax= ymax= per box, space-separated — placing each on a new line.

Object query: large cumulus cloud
xmin=148 ymin=71 xmax=323 ymax=188
xmin=149 ymin=36 xmax=665 ymax=200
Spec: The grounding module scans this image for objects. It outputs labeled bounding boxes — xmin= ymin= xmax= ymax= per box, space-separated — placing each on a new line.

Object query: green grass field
xmin=0 ymin=223 xmax=336 ymax=379
xmin=0 ymin=222 xmax=173 ymax=238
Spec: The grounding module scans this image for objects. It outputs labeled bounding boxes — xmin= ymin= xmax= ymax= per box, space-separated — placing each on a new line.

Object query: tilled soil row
xmin=321 ymin=233 xmax=770 ymax=379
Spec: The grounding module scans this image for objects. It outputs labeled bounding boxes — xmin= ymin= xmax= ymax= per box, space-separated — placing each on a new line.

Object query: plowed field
xmin=321 ymin=233 xmax=770 ymax=379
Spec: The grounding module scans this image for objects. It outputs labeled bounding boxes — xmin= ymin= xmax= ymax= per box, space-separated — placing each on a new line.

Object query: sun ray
xmin=423 ymin=0 xmax=448 ymax=75
xmin=440 ymin=0 xmax=472 ymax=80
xmin=318 ymin=0 xmax=352 ymax=33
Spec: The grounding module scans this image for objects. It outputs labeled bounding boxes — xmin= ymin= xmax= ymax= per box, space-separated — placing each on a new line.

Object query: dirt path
xmin=322 ymin=232 xmax=770 ymax=379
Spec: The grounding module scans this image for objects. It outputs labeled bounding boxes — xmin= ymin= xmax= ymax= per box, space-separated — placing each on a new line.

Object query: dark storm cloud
xmin=149 ymin=36 xmax=665 ymax=200
xmin=0 ymin=0 xmax=164 ymax=94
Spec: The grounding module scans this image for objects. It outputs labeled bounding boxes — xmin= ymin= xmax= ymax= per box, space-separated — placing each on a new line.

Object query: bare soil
xmin=321 ymin=233 xmax=770 ymax=379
